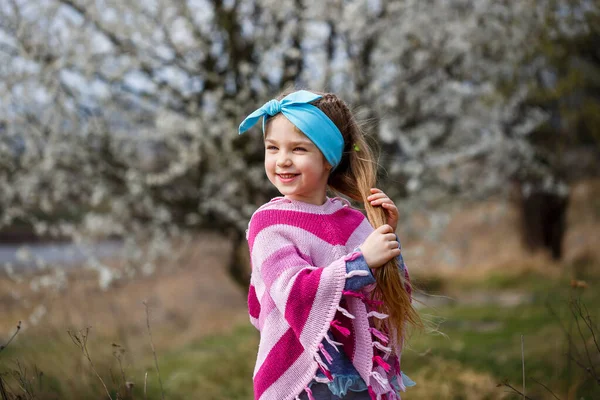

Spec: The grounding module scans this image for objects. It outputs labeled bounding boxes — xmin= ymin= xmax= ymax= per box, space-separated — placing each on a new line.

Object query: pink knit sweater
xmin=246 ymin=196 xmax=410 ymax=400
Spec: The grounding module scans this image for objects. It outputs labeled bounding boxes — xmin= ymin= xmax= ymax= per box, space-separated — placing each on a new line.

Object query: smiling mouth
xmin=277 ymin=173 xmax=299 ymax=179
xmin=277 ymin=173 xmax=300 ymax=182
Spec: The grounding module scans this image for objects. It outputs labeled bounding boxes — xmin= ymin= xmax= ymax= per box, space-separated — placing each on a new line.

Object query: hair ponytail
xmin=313 ymin=93 xmax=423 ymax=354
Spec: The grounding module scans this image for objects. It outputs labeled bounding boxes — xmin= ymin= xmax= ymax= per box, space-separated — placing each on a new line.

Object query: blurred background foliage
xmin=0 ymin=0 xmax=599 ymax=399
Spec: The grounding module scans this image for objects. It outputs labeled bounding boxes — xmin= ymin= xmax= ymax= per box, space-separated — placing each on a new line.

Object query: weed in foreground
xmin=0 ymin=300 xmax=166 ymax=400
xmin=499 ymin=290 xmax=600 ymax=399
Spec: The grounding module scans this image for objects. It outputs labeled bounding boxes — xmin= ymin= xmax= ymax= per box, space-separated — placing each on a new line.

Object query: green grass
xmin=144 ymin=324 xmax=258 ymax=400
xmin=2 ymin=269 xmax=599 ymax=399
xmin=1 ymin=324 xmax=260 ymax=400
xmin=404 ymin=277 xmax=600 ymax=399
xmin=141 ymin=274 xmax=598 ymax=399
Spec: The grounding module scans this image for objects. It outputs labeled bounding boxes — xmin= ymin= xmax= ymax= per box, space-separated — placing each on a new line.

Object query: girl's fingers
xmin=368 ymin=190 xmax=400 ymax=231
xmin=378 ymin=224 xmax=394 ymax=233
xmin=381 ymin=203 xmax=398 ymax=214
xmin=369 ymin=197 xmax=393 ymax=206
xmin=370 ymin=199 xmax=389 ymax=205
xmin=367 ymin=193 xmax=387 ymax=201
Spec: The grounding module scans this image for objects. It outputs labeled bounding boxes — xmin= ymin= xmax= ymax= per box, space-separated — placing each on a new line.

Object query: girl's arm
xmin=344 ymin=248 xmax=376 ymax=291
xmin=247 ymin=219 xmax=368 ymax=342
xmin=360 ymin=235 xmax=412 ymax=301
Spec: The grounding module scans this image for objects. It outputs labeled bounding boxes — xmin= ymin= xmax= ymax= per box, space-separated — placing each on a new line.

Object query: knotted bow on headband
xmin=238 ymin=90 xmax=344 ymax=168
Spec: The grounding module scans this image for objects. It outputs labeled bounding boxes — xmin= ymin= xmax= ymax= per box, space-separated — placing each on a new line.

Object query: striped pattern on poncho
xmin=246 ymin=196 xmax=410 ymax=400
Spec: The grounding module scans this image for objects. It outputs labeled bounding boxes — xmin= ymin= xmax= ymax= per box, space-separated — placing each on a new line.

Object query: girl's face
xmin=264 ymin=116 xmax=332 ymax=205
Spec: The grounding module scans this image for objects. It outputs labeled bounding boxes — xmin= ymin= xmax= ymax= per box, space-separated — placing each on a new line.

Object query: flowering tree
xmin=0 ymin=0 xmax=594 ymax=285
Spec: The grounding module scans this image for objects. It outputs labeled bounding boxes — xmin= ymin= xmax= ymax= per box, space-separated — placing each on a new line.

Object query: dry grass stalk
xmin=67 ymin=327 xmax=114 ymax=400
xmin=144 ymin=371 xmax=148 ymax=400
xmin=143 ymin=301 xmax=165 ymax=400
xmin=521 ymin=334 xmax=526 ymax=399
xmin=0 ymin=321 xmax=21 ymax=354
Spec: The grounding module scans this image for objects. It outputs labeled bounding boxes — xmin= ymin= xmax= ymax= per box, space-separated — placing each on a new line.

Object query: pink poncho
xmin=246 ymin=197 xmax=411 ymax=400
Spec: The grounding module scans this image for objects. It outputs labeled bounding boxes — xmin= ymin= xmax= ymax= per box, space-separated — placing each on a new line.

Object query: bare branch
xmin=530 ymin=378 xmax=562 ymax=400
xmin=498 ymin=381 xmax=536 ymax=400
xmin=571 ymin=299 xmax=599 ymax=380
xmin=581 ymin=301 xmax=600 ymax=358
xmin=566 ymin=351 xmax=600 ymax=386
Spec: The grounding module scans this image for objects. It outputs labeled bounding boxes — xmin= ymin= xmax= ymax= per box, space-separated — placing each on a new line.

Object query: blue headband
xmin=238 ymin=90 xmax=344 ymax=168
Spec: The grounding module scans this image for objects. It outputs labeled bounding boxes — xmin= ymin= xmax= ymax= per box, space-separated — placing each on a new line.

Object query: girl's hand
xmin=360 ymin=224 xmax=401 ymax=269
xmin=367 ymin=188 xmax=399 ymax=232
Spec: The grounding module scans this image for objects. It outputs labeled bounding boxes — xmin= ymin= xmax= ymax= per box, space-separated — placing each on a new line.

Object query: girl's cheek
xmin=265 ymin=157 xmax=276 ymax=172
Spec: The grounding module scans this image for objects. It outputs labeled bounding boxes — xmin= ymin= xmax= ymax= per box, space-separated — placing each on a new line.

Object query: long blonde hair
xmin=272 ymin=89 xmax=423 ymax=353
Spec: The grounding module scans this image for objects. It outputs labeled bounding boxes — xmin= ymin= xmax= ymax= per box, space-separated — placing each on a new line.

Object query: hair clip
xmin=353 ymin=143 xmax=360 ymax=152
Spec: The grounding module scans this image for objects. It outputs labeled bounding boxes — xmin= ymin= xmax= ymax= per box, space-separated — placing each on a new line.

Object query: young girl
xmin=239 ymin=90 xmax=421 ymax=400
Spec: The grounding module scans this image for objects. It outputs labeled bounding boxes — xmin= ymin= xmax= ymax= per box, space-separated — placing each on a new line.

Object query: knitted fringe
xmin=393 ymin=357 xmax=400 ymax=373
xmin=337 ymin=305 xmax=356 ymax=319
xmin=369 ymin=327 xmax=390 ymax=344
xmin=305 ymin=386 xmax=316 ymax=400
xmin=314 ymin=352 xmax=333 ymax=381
xmin=373 ymin=355 xmax=391 ymax=372
xmin=342 ymin=290 xmax=384 ymax=308
xmin=344 ymin=251 xmax=363 ymax=262
xmin=389 ymin=391 xmax=400 ymax=400
xmin=314 ymin=375 xmax=331 ymax=384
xmin=330 ymin=319 xmax=350 ymax=336
xmin=345 ymin=269 xmax=370 ymax=278
xmin=342 ymin=290 xmax=364 ymax=299
xmin=373 ymin=340 xmax=392 ymax=354
xmin=370 ymin=371 xmax=389 ymax=387
xmin=324 ymin=334 xmax=343 ymax=352
xmin=367 ymin=310 xmax=389 ymax=319
xmin=318 ymin=343 xmax=333 ymax=364
xmin=368 ymin=386 xmax=377 ymax=400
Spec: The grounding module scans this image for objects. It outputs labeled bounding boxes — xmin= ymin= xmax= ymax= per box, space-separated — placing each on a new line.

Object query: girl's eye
xmin=294 ymin=147 xmax=307 ymax=152
xmin=266 ymin=146 xmax=278 ymax=150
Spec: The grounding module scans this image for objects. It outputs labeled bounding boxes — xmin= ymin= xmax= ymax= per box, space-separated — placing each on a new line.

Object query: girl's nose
xmin=276 ymin=154 xmax=292 ymax=167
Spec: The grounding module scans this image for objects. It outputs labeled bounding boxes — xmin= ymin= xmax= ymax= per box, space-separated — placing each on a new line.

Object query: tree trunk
xmin=518 ymin=183 xmax=569 ymax=260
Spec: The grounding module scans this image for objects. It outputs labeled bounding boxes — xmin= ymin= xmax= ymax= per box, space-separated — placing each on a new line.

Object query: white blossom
xmin=0 ymin=0 xmax=591 ymax=287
